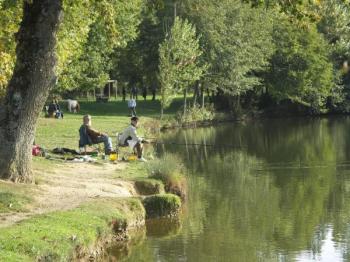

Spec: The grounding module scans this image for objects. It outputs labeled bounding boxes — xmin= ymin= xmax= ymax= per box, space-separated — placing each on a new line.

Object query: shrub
xmin=142 ymin=119 xmax=161 ymax=136
xmin=147 ymin=154 xmax=187 ymax=199
xmin=142 ymin=194 xmax=181 ymax=219
xmin=176 ymin=104 xmax=215 ymax=124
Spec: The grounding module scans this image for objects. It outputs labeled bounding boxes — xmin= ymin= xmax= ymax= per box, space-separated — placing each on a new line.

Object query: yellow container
xmin=109 ymin=153 xmax=118 ymax=161
xmin=127 ymin=154 xmax=137 ymax=161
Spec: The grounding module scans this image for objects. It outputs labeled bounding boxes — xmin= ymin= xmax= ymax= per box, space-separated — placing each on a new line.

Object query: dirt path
xmin=0 ymin=161 xmax=138 ymax=228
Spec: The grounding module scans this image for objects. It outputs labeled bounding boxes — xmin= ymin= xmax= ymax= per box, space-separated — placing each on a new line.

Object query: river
xmin=116 ymin=117 xmax=350 ymax=261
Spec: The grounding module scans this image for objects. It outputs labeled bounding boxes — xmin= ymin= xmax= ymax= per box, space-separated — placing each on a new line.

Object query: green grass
xmin=142 ymin=194 xmax=181 ymax=219
xmin=0 ymin=182 xmax=32 ymax=213
xmin=134 ymin=179 xmax=165 ymax=195
xmin=0 ymin=198 xmax=145 ymax=261
xmin=0 ymin=98 xmax=187 ymax=261
xmin=35 ymin=98 xmax=183 ymax=150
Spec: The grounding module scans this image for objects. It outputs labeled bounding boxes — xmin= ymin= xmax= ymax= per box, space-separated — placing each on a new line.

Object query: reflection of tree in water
xmin=154 ymin=118 xmax=350 ymax=261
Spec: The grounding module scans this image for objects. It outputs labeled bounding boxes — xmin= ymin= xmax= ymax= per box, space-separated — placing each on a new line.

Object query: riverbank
xmin=0 ymin=156 xmax=184 ymax=260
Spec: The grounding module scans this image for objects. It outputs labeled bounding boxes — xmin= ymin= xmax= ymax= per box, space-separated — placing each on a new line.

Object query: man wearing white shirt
xmin=118 ymin=117 xmax=148 ymax=162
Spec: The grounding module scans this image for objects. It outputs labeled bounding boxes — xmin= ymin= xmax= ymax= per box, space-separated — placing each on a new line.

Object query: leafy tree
xmin=55 ymin=0 xmax=96 ymax=92
xmin=265 ymin=16 xmax=334 ymax=110
xmin=57 ymin=0 xmax=144 ymax=94
xmin=181 ymin=0 xmax=274 ymax=113
xmin=314 ymin=0 xmax=350 ymax=110
xmin=0 ymin=0 xmax=22 ymax=96
xmin=158 ymin=17 xmax=206 ymax=118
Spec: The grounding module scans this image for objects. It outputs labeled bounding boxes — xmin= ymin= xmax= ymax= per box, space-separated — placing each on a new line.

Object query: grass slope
xmin=0 ymin=198 xmax=145 ymax=261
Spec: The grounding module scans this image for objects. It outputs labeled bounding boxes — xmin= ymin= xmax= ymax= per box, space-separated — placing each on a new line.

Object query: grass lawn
xmin=0 ymin=97 xmax=187 ymax=261
xmin=0 ymin=183 xmax=32 ymax=214
xmin=0 ymin=198 xmax=145 ymax=261
xmin=35 ymin=97 xmax=183 ymax=149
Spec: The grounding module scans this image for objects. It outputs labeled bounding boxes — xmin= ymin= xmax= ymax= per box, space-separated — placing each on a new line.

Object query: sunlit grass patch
xmin=35 ymin=99 xmax=183 ymax=150
xmin=0 ymin=198 xmax=145 ymax=261
xmin=0 ymin=182 xmax=32 ymax=213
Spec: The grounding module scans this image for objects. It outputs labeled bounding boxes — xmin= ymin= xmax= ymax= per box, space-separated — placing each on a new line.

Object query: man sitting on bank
xmin=118 ymin=116 xmax=148 ymax=162
xmin=79 ymin=114 xmax=113 ymax=155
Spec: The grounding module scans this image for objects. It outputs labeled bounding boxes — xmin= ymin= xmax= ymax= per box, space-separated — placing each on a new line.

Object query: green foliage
xmin=147 ymin=153 xmax=187 ymax=198
xmin=158 ymin=17 xmax=206 ymax=115
xmin=147 ymin=153 xmax=184 ymax=179
xmin=1 ymin=0 xmax=350 ymax=112
xmin=265 ymin=16 xmax=334 ymax=110
xmin=0 ymin=0 xmax=22 ymax=96
xmin=184 ymin=0 xmax=274 ymax=96
xmin=57 ymin=0 xmax=144 ymax=93
xmin=176 ymin=104 xmax=215 ymax=124
xmin=56 ymin=0 xmax=95 ymax=82
xmin=313 ymin=0 xmax=350 ymax=111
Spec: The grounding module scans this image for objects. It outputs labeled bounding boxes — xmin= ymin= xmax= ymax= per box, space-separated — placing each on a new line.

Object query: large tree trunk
xmin=0 ymin=0 xmax=62 ymax=183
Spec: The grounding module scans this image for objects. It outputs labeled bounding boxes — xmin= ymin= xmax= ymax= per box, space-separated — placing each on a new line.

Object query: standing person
xmin=127 ymin=98 xmax=137 ymax=117
xmin=118 ymin=116 xmax=148 ymax=162
xmin=79 ymin=115 xmax=113 ymax=154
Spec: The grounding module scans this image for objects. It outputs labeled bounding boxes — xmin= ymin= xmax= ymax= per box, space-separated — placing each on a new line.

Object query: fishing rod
xmin=147 ymin=140 xmax=244 ymax=149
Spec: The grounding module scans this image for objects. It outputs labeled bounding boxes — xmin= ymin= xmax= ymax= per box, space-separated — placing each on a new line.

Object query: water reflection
xmin=146 ymin=218 xmax=182 ymax=238
xmin=118 ymin=117 xmax=350 ymax=261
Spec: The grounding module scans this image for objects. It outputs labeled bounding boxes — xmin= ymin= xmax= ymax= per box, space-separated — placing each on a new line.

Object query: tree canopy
xmin=1 ymin=0 xmax=350 ymax=113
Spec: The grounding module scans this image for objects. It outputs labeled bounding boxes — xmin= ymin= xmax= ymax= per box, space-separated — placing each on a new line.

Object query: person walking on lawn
xmin=127 ymin=97 xmax=137 ymax=117
xmin=79 ymin=115 xmax=113 ymax=154
xmin=118 ymin=116 xmax=148 ymax=162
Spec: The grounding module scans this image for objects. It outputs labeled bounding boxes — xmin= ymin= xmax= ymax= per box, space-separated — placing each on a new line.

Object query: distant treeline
xmin=1 ymin=0 xmax=349 ymax=115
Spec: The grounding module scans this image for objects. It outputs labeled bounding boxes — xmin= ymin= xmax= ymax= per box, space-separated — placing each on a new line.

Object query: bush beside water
xmin=142 ymin=194 xmax=181 ymax=219
xmin=147 ymin=154 xmax=187 ymax=199
xmin=176 ymin=104 xmax=215 ymax=125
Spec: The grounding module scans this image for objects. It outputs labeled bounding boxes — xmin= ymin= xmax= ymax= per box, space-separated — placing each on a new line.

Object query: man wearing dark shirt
xmin=79 ymin=115 xmax=113 ymax=154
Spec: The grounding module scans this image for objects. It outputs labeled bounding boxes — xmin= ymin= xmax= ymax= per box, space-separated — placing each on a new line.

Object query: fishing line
xmin=149 ymin=140 xmax=244 ymax=149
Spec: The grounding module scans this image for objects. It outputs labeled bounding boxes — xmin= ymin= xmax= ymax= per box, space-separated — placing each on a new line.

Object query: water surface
xmin=119 ymin=118 xmax=350 ymax=261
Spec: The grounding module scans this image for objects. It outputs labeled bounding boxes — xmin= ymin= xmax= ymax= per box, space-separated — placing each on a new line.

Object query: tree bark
xmin=0 ymin=0 xmax=62 ymax=183
xmin=160 ymin=105 xmax=164 ymax=120
xmin=115 ymin=80 xmax=118 ymax=100
xmin=201 ymin=84 xmax=205 ymax=108
xmin=193 ymin=81 xmax=199 ymax=107
xmin=183 ymin=88 xmax=187 ymax=115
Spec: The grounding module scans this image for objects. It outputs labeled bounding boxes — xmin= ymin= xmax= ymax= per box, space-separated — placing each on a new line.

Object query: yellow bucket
xmin=109 ymin=153 xmax=118 ymax=161
xmin=127 ymin=154 xmax=137 ymax=161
